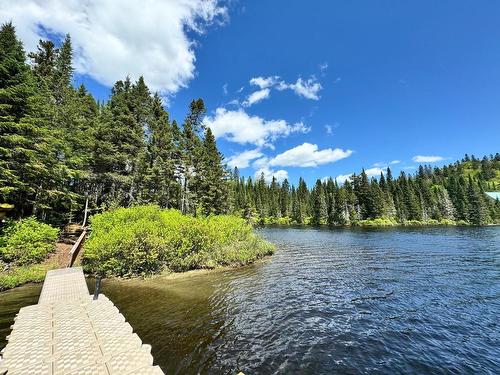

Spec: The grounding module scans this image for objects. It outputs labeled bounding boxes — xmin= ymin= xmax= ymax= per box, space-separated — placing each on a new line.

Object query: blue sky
xmin=3 ymin=0 xmax=500 ymax=185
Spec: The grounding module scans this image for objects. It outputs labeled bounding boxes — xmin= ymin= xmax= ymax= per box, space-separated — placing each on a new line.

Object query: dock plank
xmin=0 ymin=268 xmax=164 ymax=375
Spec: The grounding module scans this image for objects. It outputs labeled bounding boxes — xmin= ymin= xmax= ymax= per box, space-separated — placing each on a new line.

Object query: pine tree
xmin=311 ymin=179 xmax=327 ymax=225
xmin=467 ymin=176 xmax=486 ymax=225
xmin=141 ymin=94 xmax=179 ymax=207
xmin=28 ymin=39 xmax=57 ymax=82
xmin=297 ymin=178 xmax=309 ymax=217
xmin=199 ymin=128 xmax=227 ymax=215
xmin=181 ymin=99 xmax=205 ymax=214
xmin=0 ymin=23 xmax=44 ymax=216
xmin=269 ymin=176 xmax=280 ymax=219
xmin=325 ymin=178 xmax=336 ymax=225
xmin=291 ymin=187 xmax=303 ymax=224
xmin=280 ymin=179 xmax=290 ymax=218
xmin=53 ymin=34 xmax=73 ymax=104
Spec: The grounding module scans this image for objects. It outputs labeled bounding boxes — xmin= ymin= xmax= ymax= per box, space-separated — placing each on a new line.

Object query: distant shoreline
xmin=255 ymin=220 xmax=500 ymax=228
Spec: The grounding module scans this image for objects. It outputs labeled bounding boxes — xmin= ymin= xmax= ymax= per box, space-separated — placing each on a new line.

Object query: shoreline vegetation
xmin=257 ymin=217 xmax=460 ymax=227
xmin=82 ymin=206 xmax=275 ymax=277
xmin=0 ymin=218 xmax=60 ymax=291
xmin=1 ymin=22 xmax=499 ymax=291
xmin=0 ymin=207 xmax=275 ymax=290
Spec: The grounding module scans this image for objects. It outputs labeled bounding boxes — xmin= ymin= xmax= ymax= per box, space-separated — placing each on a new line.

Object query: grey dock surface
xmin=0 ymin=267 xmax=164 ymax=375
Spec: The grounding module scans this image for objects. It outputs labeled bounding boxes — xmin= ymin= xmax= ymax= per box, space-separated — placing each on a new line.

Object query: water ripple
xmin=3 ymin=226 xmax=497 ymax=374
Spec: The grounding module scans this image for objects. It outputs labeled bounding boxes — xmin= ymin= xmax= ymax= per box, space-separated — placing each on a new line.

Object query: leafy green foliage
xmin=0 ymin=262 xmax=56 ymax=291
xmin=83 ymin=206 xmax=274 ymax=277
xmin=0 ymin=217 xmax=59 ymax=265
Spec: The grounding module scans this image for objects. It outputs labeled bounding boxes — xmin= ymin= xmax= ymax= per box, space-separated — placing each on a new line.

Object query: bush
xmin=355 ymin=217 xmax=399 ymax=227
xmin=83 ymin=205 xmax=275 ymax=277
xmin=0 ymin=217 xmax=59 ymax=265
xmin=0 ymin=262 xmax=56 ymax=291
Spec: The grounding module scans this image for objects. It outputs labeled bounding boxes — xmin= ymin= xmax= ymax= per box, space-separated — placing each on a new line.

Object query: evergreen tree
xmin=28 ymin=39 xmax=57 ymax=81
xmin=181 ymin=99 xmax=205 ymax=214
xmin=467 ymin=176 xmax=486 ymax=225
xmin=198 ymin=128 xmax=227 ymax=215
xmin=280 ymin=179 xmax=290 ymax=218
xmin=291 ymin=187 xmax=303 ymax=224
xmin=269 ymin=176 xmax=280 ymax=219
xmin=311 ymin=179 xmax=327 ymax=225
xmin=0 ymin=23 xmax=53 ymax=217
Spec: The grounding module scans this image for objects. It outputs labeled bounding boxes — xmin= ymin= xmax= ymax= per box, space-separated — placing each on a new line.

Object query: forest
xmin=233 ymin=155 xmax=500 ymax=226
xmin=1 ymin=22 xmax=500 ymax=229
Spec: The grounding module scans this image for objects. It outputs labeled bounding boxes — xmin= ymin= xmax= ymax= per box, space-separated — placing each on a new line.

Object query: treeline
xmin=2 ymin=22 xmax=499 ymax=228
xmin=0 ymin=23 xmax=227 ymax=224
xmin=228 ymin=155 xmax=500 ymax=226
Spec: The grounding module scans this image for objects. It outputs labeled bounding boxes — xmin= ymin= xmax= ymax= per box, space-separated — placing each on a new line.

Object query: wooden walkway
xmin=0 ymin=268 xmax=164 ymax=375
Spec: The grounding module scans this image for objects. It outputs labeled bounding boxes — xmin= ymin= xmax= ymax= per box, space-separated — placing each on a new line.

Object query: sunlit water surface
xmin=1 ymin=226 xmax=499 ymax=374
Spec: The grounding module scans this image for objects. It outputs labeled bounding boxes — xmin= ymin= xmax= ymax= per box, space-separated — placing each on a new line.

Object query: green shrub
xmin=355 ymin=217 xmax=398 ymax=227
xmin=439 ymin=219 xmax=456 ymax=225
xmin=0 ymin=217 xmax=59 ymax=265
xmin=83 ymin=205 xmax=275 ymax=277
xmin=0 ymin=262 xmax=56 ymax=291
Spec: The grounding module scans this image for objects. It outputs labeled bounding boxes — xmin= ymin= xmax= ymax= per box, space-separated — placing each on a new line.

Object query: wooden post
xmin=93 ymin=276 xmax=102 ymax=300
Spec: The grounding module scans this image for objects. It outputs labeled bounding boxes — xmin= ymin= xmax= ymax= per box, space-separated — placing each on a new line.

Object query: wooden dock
xmin=0 ymin=267 xmax=164 ymax=375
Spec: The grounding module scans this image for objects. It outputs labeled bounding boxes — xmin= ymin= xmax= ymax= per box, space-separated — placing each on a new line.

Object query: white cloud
xmin=247 ymin=75 xmax=322 ymax=100
xmin=269 ymin=143 xmax=353 ymax=168
xmin=0 ymin=0 xmax=226 ymax=95
xmin=336 ymin=173 xmax=353 ymax=184
xmin=319 ymin=62 xmax=328 ymax=73
xmin=203 ymin=108 xmax=310 ymax=148
xmin=412 ymin=155 xmax=444 ymax=163
xmin=243 ymin=88 xmax=270 ymax=107
xmin=373 ymin=160 xmax=401 ymax=167
xmin=277 ymin=77 xmax=322 ymax=100
xmin=252 ymin=157 xmax=269 ymax=169
xmin=225 ymin=149 xmax=263 ymax=169
xmin=364 ymin=167 xmax=384 ymax=177
xmin=250 ymin=76 xmax=279 ymax=89
xmin=222 ymin=83 xmax=228 ymax=95
xmin=254 ymin=166 xmax=288 ymax=182
xmin=325 ymin=124 xmax=333 ymax=134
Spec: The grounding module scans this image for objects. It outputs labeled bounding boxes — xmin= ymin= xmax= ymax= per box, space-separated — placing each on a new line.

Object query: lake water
xmin=1 ymin=226 xmax=499 ymax=374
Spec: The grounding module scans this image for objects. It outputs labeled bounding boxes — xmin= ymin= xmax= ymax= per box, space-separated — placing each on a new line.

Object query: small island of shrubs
xmin=83 ymin=205 xmax=275 ymax=277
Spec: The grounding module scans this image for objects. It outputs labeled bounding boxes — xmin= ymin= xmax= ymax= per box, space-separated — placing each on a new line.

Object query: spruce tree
xmin=467 ymin=176 xmax=486 ymax=225
xmin=53 ymin=34 xmax=73 ymax=103
xmin=181 ymin=99 xmax=205 ymax=214
xmin=0 ymin=23 xmax=41 ymax=216
xmin=291 ymin=187 xmax=303 ymax=224
xmin=280 ymin=179 xmax=290 ymax=218
xmin=199 ymin=128 xmax=227 ymax=215
xmin=311 ymin=179 xmax=327 ymax=225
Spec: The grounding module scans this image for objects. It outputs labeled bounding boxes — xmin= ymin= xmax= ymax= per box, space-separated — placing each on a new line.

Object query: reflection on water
xmin=0 ymin=283 xmax=41 ymax=348
xmin=2 ymin=226 xmax=500 ymax=374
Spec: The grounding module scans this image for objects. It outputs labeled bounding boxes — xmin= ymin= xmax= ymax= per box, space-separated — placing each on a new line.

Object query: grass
xmin=0 ymin=261 xmax=57 ymax=291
